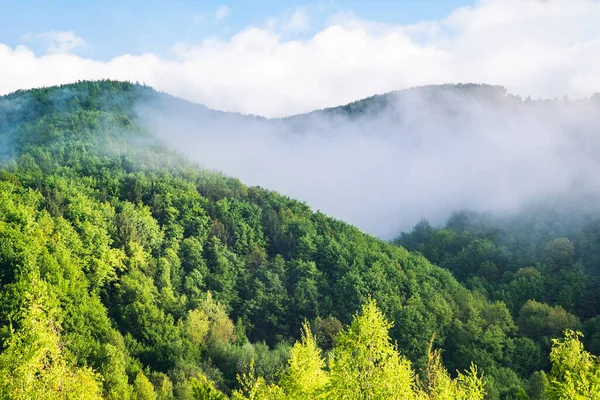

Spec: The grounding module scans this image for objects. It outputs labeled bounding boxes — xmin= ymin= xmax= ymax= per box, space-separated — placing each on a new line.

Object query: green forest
xmin=0 ymin=80 xmax=599 ymax=399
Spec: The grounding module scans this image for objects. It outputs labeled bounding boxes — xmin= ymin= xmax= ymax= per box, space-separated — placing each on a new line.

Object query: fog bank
xmin=139 ymin=84 xmax=600 ymax=238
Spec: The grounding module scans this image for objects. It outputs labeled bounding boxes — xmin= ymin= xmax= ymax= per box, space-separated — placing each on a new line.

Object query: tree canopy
xmin=0 ymin=80 xmax=598 ymax=399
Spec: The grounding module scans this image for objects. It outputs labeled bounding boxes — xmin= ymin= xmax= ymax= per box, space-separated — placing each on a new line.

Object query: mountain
xmin=0 ymin=80 xmax=598 ymax=399
xmin=292 ymin=83 xmax=510 ymax=118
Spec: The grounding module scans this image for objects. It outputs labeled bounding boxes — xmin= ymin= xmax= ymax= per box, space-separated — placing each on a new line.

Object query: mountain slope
xmin=0 ymin=80 xmax=595 ymax=399
xmin=289 ymin=83 xmax=510 ymax=118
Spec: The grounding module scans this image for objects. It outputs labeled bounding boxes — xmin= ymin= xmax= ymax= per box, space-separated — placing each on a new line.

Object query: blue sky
xmin=1 ymin=0 xmax=598 ymax=117
xmin=1 ymin=0 xmax=476 ymax=59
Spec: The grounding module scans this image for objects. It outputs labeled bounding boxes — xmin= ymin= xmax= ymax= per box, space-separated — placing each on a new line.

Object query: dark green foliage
xmin=0 ymin=80 xmax=594 ymax=399
xmin=395 ymin=205 xmax=600 ymax=397
xmin=289 ymin=83 xmax=509 ymax=119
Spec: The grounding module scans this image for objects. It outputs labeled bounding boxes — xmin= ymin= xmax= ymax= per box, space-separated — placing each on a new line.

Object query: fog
xmin=137 ymin=84 xmax=600 ymax=239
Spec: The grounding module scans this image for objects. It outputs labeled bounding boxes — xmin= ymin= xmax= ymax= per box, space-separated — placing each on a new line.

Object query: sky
xmin=1 ymin=0 xmax=600 ymax=116
xmin=0 ymin=1 xmax=476 ymax=60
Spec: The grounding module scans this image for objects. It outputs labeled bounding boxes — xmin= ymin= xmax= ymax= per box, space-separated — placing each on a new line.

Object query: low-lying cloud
xmin=139 ymin=85 xmax=600 ymax=238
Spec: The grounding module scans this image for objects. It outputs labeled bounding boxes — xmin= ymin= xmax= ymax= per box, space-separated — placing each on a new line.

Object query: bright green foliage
xmin=184 ymin=309 xmax=210 ymax=348
xmin=416 ymin=340 xmax=485 ymax=400
xmin=190 ymin=374 xmax=228 ymax=400
xmin=328 ymin=298 xmax=416 ymax=399
xmin=100 ymin=340 xmax=134 ymax=400
xmin=237 ymin=300 xmax=486 ymax=400
xmin=547 ymin=330 xmax=600 ymax=399
xmin=1 ymin=81 xmax=599 ymax=399
xmin=231 ymin=360 xmax=284 ymax=400
xmin=148 ymin=372 xmax=174 ymax=400
xmin=0 ymin=276 xmax=103 ymax=400
xmin=198 ymin=292 xmax=236 ymax=347
xmin=134 ymin=372 xmax=157 ymax=400
xmin=278 ymin=321 xmax=328 ymax=399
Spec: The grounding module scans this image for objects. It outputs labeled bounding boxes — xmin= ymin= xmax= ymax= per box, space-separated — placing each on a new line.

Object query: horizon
xmin=2 ymin=0 xmax=600 ymax=117
xmin=4 ymin=80 xmax=598 ymax=118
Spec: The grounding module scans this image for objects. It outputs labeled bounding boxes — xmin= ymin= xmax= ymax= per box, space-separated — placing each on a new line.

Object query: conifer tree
xmin=327 ymin=298 xmax=415 ymax=400
xmin=279 ymin=321 xmax=328 ymax=399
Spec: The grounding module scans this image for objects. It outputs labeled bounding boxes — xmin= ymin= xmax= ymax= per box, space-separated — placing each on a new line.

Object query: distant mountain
xmin=295 ymin=83 xmax=510 ymax=118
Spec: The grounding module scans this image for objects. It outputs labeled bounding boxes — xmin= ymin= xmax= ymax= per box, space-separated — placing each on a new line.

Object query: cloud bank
xmin=138 ymin=85 xmax=600 ymax=238
xmin=2 ymin=0 xmax=600 ymax=117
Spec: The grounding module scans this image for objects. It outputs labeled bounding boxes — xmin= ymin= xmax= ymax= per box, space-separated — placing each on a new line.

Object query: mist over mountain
xmin=3 ymin=80 xmax=600 ymax=399
xmin=137 ymin=83 xmax=600 ymax=238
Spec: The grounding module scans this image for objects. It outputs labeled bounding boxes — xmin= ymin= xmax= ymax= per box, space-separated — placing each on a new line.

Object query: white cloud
xmin=215 ymin=5 xmax=231 ymax=21
xmin=20 ymin=30 xmax=87 ymax=54
xmin=284 ymin=9 xmax=310 ymax=32
xmin=2 ymin=0 xmax=600 ymax=117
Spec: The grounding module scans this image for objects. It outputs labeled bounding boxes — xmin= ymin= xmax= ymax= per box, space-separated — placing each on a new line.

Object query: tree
xmin=543 ymin=238 xmax=575 ymax=271
xmin=133 ymin=372 xmax=157 ymax=400
xmin=328 ymin=298 xmax=415 ymax=399
xmin=231 ymin=360 xmax=283 ymax=400
xmin=190 ymin=373 xmax=228 ymax=400
xmin=416 ymin=338 xmax=485 ymax=400
xmin=517 ymin=300 xmax=579 ymax=341
xmin=279 ymin=321 xmax=328 ymax=399
xmin=199 ymin=291 xmax=236 ymax=347
xmin=313 ymin=316 xmax=343 ymax=351
xmin=0 ymin=276 xmax=103 ymax=400
xmin=546 ymin=330 xmax=600 ymax=399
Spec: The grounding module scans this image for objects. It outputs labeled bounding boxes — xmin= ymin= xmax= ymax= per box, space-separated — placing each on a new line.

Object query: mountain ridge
xmin=0 ymin=80 xmax=551 ymax=121
xmin=0 ymin=80 xmax=599 ymax=399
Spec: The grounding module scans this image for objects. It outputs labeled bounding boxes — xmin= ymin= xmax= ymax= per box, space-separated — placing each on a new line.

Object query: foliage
xmin=232 ymin=299 xmax=486 ymax=400
xmin=546 ymin=330 xmax=600 ymax=399
xmin=327 ymin=298 xmax=416 ymax=399
xmin=396 ymin=207 xmax=600 ymax=395
xmin=416 ymin=338 xmax=485 ymax=400
xmin=278 ymin=321 xmax=328 ymax=398
xmin=0 ymin=275 xmax=103 ymax=400
xmin=0 ymin=80 xmax=596 ymax=399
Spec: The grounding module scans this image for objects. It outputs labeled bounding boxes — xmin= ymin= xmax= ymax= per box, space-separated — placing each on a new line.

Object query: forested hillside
xmin=0 ymin=81 xmax=599 ymax=399
xmin=394 ymin=207 xmax=600 ymax=372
